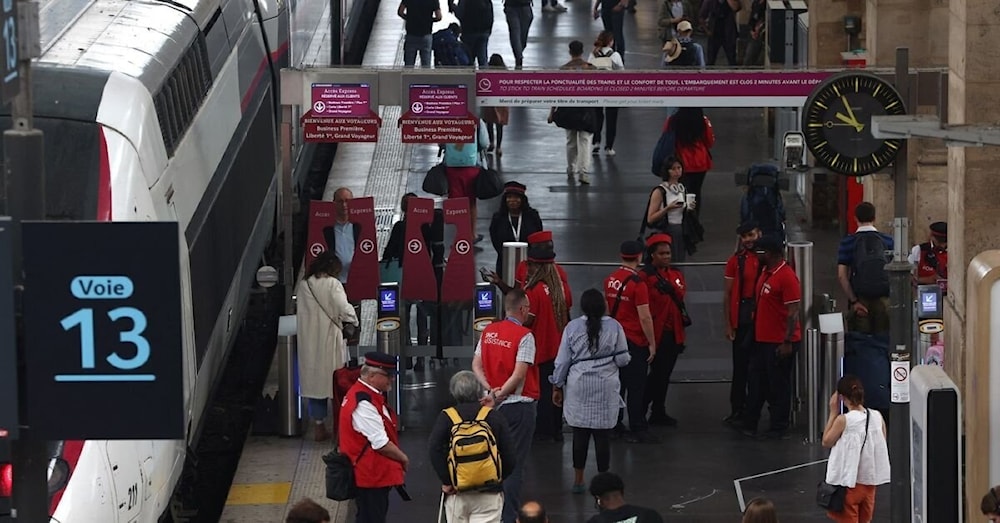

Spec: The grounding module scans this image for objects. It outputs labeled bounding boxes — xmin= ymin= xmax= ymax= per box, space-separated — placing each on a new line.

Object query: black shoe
xmin=648 ymin=414 xmax=678 ymax=427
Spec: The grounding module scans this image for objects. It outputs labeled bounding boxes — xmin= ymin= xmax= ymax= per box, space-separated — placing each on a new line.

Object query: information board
xmin=21 ymin=222 xmax=184 ymax=439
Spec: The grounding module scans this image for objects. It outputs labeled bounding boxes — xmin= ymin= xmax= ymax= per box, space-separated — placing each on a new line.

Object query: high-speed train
xmin=0 ymin=0 xmax=362 ymax=518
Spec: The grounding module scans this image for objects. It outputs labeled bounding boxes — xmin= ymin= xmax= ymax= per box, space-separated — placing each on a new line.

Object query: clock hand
xmin=840 ymin=95 xmax=864 ymax=132
xmin=834 ymin=112 xmax=865 ymax=132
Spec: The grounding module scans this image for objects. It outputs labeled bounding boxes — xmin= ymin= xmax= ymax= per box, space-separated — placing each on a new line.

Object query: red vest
xmin=916 ymin=243 xmax=947 ymax=280
xmin=337 ymin=380 xmax=405 ymax=488
xmin=480 ymin=319 xmax=539 ymax=400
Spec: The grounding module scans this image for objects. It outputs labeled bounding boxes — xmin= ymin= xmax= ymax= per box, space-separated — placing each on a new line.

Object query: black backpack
xmin=851 ymin=231 xmax=890 ymax=298
xmin=673 ymin=43 xmax=698 ymax=67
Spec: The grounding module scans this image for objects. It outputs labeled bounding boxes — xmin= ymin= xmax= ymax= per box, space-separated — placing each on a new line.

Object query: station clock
xmin=802 ymin=72 xmax=906 ymax=176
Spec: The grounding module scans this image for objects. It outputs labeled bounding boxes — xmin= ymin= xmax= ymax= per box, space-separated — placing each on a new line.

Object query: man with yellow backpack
xmin=429 ymin=370 xmax=517 ymax=522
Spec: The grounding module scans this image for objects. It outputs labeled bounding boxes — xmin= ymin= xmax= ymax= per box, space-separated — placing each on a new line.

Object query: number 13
xmin=61 ymin=307 xmax=151 ymax=370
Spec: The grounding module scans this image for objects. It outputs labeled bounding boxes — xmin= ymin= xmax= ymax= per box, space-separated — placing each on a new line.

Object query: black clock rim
xmin=801 ymin=72 xmax=907 ymax=176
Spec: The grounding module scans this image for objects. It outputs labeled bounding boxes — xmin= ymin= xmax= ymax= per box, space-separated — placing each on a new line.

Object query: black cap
xmin=364 ymin=352 xmax=398 ymax=373
xmin=503 ymin=181 xmax=527 ymax=195
xmin=930 ymin=221 xmax=947 ymax=239
xmin=736 ymin=220 xmax=759 ymax=235
xmin=619 ymin=240 xmax=644 ymax=259
xmin=527 ymin=245 xmax=556 ymax=263
xmin=754 ymin=235 xmax=784 ymax=254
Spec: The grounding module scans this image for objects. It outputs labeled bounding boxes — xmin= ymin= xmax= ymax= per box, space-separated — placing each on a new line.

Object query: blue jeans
xmin=403 ymin=33 xmax=433 ymax=67
xmin=462 ymin=32 xmax=490 ymax=68
xmin=308 ymin=397 xmax=328 ymax=421
xmin=504 ymin=5 xmax=533 ymax=65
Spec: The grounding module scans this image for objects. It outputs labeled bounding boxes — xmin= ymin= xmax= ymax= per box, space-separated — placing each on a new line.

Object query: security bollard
xmin=804 ymin=328 xmax=820 ymax=443
xmin=277 ymin=335 xmax=301 ymax=437
xmin=787 ymin=241 xmax=813 ymax=423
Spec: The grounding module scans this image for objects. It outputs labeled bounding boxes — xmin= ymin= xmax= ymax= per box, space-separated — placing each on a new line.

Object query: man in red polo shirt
xmin=605 ymin=240 xmax=658 ymax=444
xmin=472 ymin=288 xmax=538 ymax=523
xmin=741 ymin=235 xmax=800 ymax=439
xmin=722 ymin=221 xmax=761 ymax=425
xmin=337 ymin=352 xmax=410 ymax=523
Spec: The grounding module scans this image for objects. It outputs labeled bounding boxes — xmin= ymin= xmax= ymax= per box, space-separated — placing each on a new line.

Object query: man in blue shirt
xmin=836 ymin=202 xmax=894 ymax=334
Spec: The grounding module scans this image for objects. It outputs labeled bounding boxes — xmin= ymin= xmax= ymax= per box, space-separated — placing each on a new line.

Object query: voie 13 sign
xmin=21 ymin=222 xmax=184 ymax=440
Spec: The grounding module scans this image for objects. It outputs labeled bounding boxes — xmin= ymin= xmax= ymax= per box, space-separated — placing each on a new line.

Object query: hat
xmin=619 ymin=240 xmax=644 ymax=259
xmin=736 ymin=221 xmax=759 ymax=235
xmin=645 ymin=233 xmax=673 ymax=248
xmin=676 ymin=20 xmax=693 ymax=33
xmin=527 ymin=230 xmax=553 ymax=244
xmin=364 ymin=352 xmax=398 ymax=373
xmin=503 ymin=181 xmax=526 ymax=196
xmin=662 ymin=38 xmax=683 ymax=62
xmin=754 ymin=235 xmax=784 ymax=254
xmin=930 ymin=221 xmax=947 ymax=239
xmin=527 ymin=245 xmax=556 ymax=263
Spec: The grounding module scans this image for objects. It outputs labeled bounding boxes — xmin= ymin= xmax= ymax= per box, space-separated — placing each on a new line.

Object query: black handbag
xmin=476 ymin=166 xmax=503 ymax=199
xmin=817 ymin=409 xmax=870 ymax=512
xmin=422 ymin=163 xmax=449 ymax=196
xmin=323 ymin=444 xmax=369 ymax=501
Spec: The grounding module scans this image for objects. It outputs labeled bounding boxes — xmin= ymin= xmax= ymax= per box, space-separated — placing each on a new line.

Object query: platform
xmin=219 ymin=0 xmax=891 ymax=519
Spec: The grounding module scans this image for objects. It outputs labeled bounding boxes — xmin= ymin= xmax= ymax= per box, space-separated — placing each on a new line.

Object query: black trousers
xmin=680 ymin=171 xmax=706 ymax=217
xmin=706 ymin=23 xmax=738 ymax=65
xmin=572 ymin=427 xmax=611 ymax=471
xmin=729 ymin=322 xmax=753 ymax=414
xmin=618 ymin=341 xmax=650 ymax=432
xmin=643 ymin=334 xmax=682 ymax=417
xmin=355 ymin=486 xmax=391 ymax=523
xmin=743 ymin=341 xmax=798 ymax=432
xmin=536 ymin=360 xmax=562 ymax=437
xmin=593 ymin=107 xmax=620 ymax=149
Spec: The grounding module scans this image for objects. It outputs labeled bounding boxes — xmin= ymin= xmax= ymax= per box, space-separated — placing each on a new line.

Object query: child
xmin=481 ymin=54 xmax=510 ymax=156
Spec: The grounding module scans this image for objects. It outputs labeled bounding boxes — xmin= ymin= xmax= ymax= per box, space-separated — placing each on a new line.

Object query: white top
xmin=907 ymin=244 xmax=921 ymax=264
xmin=351 ymin=379 xmax=394 ymax=449
xmin=825 ymin=408 xmax=891 ymax=487
xmin=660 ymin=182 xmax=685 ymax=225
xmin=587 ymin=47 xmax=625 ymax=70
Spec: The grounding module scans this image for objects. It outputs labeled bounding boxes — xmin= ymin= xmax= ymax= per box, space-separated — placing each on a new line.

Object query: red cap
xmin=645 ymin=233 xmax=672 ymax=248
xmin=527 ymin=231 xmax=552 ymax=244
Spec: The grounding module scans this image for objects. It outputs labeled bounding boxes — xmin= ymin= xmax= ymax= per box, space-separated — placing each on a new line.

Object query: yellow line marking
xmin=225 ymin=482 xmax=292 ymax=505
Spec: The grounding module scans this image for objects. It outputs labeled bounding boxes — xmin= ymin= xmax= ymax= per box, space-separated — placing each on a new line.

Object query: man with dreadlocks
xmin=523 ymin=241 xmax=571 ymax=442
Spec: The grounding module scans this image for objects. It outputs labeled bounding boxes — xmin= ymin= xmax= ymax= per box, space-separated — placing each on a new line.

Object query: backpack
xmin=672 ymin=42 xmax=698 ymax=67
xmin=851 ymin=231 xmax=890 ymax=298
xmin=432 ymin=29 xmax=472 ymax=66
xmin=591 ymin=48 xmax=614 ymax=70
xmin=739 ymin=164 xmax=786 ymax=243
xmin=444 ymin=406 xmax=502 ymax=491
xmin=650 ymin=124 xmax=676 ymax=176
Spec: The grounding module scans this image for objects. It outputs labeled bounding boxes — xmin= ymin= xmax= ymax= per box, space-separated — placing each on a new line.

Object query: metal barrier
xmin=787 ymin=241 xmax=813 ymax=427
xmin=276 ymin=335 xmax=300 ymax=437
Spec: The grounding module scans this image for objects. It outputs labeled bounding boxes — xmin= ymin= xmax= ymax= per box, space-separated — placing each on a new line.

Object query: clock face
xmin=802 ymin=73 xmax=906 ymax=176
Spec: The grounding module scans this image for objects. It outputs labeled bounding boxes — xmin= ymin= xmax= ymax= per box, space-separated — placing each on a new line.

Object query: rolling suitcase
xmin=842 ymin=331 xmax=890 ymax=411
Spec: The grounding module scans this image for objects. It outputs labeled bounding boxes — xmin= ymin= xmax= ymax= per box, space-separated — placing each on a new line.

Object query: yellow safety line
xmin=225 ymin=482 xmax=293 ymax=505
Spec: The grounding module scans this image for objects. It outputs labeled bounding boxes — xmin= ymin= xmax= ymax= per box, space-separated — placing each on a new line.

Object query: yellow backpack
xmin=444 ymin=406 xmax=503 ymax=491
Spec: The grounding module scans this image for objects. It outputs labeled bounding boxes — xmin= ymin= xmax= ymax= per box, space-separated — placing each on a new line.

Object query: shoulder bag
xmin=423 ymin=162 xmax=449 ymax=196
xmin=652 ymin=269 xmax=691 ymax=327
xmin=816 ymin=409 xmax=870 ymax=512
xmin=323 ymin=442 xmax=369 ymax=501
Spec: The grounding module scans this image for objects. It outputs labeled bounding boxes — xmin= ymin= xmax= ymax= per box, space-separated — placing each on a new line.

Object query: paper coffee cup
xmin=685 ymin=194 xmax=696 ymax=209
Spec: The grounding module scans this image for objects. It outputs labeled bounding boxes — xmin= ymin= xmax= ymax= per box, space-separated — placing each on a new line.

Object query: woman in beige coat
xmin=296 ymin=252 xmax=359 ymax=441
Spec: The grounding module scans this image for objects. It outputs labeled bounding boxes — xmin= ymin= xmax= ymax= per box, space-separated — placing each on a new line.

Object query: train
xmin=0 ymin=0 xmax=373 ymax=518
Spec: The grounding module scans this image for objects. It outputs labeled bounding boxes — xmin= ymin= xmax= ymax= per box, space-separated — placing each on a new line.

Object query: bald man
xmin=516 ymin=501 xmax=549 ymax=523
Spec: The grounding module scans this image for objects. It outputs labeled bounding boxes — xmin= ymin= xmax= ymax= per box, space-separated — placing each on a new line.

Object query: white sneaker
xmin=552 ymin=2 xmax=568 ymax=10
xmin=542 ymin=5 xmax=555 ymax=11
xmin=605 ymin=147 xmax=616 ymax=156
xmin=578 ymin=173 xmax=591 ymax=184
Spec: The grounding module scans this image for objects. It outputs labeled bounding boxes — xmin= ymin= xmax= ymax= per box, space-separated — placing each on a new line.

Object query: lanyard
xmin=509 ymin=214 xmax=522 ymax=240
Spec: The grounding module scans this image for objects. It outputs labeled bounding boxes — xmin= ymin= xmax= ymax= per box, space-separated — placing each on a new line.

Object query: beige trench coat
xmin=295 ymin=275 xmax=359 ymax=399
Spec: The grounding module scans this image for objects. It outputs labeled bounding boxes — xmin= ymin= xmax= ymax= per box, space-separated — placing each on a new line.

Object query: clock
xmin=802 ymin=72 xmax=906 ymax=176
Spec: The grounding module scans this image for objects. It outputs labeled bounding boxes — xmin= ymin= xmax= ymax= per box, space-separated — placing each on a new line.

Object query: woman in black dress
xmin=488 ymin=181 xmax=543 ymax=277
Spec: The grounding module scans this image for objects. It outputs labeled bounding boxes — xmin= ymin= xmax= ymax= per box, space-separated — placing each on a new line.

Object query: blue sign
xmin=919 ymin=288 xmax=939 ymax=316
xmin=379 ymin=288 xmax=398 ymax=315
xmin=476 ymin=289 xmax=494 ymax=313
xmin=22 ymin=222 xmax=184 ymax=440
xmin=0 ymin=218 xmax=17 ymax=439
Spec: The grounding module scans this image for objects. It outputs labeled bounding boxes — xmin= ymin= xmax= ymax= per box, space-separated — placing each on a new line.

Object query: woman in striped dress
xmin=551 ymin=289 xmax=631 ymax=494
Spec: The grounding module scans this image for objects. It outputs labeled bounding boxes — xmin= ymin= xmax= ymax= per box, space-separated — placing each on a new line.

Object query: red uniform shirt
xmin=915 ymin=243 xmax=947 ymax=281
xmin=524 ymin=281 xmax=565 ymax=363
xmin=479 ymin=319 xmax=540 ymax=400
xmin=754 ymin=261 xmax=802 ymax=343
xmin=337 ymin=380 xmax=405 ymax=488
xmin=641 ymin=266 xmax=687 ymax=344
xmin=605 ymin=266 xmax=651 ymax=347
xmin=515 ymin=261 xmax=573 ymax=308
xmin=724 ymin=249 xmax=761 ymax=328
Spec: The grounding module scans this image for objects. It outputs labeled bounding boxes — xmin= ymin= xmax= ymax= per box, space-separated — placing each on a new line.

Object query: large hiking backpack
xmin=433 ymin=29 xmax=472 ymax=66
xmin=650 ymin=125 xmax=676 ymax=176
xmin=851 ymin=231 xmax=890 ymax=298
xmin=739 ymin=164 xmax=786 ymax=243
xmin=444 ymin=406 xmax=502 ymax=491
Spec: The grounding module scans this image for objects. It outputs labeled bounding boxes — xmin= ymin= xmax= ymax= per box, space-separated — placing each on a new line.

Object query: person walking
xmin=503 ymin=0 xmax=533 ymax=69
xmin=337 ymin=353 xmax=410 ymax=523
xmin=548 ymin=41 xmax=597 ymax=185
xmin=550 ymin=289 xmax=631 ymax=493
xmin=592 ymin=0 xmax=627 ymax=61
xmin=821 ymin=375 xmax=890 ymax=522
xmin=296 ymin=252 xmax=359 ymax=442
xmin=443 ymin=118 xmax=490 ymax=243
xmin=397 ymin=0 xmax=442 ymax=67
xmin=588 ymin=31 xmax=625 ymax=157
xmin=662 ymin=108 xmax=714 ymax=216
xmin=472 ymin=288 xmax=539 ymax=523
xmin=482 ymin=55 xmax=511 ymax=154
xmin=454 ymin=0 xmax=493 ymax=67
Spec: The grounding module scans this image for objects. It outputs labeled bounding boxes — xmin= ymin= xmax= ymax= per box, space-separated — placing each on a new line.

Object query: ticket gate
xmin=473 ymin=282 xmax=497 ymax=344
xmin=376 ymin=283 xmax=402 ymax=416
xmin=914 ymin=284 xmax=945 ymax=367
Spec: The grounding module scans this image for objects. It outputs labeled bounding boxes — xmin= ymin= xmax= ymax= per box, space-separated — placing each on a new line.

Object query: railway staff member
xmin=722 ymin=221 xmax=761 ymax=425
xmin=337 ymin=352 xmax=410 ymax=523
xmin=907 ymin=221 xmax=947 ymax=286
xmin=473 ymin=288 xmax=539 ymax=523
xmin=741 ymin=236 xmax=801 ymax=440
xmin=641 ymin=233 xmax=687 ymax=428
xmin=486 ymin=230 xmax=573 ymax=310
xmin=605 ymin=240 xmax=658 ymax=444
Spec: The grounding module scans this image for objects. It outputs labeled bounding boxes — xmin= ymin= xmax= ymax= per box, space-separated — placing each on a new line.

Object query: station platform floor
xmin=219 ymin=0 xmax=891 ymax=520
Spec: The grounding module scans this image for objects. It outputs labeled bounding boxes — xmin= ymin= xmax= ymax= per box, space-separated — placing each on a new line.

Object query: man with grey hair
xmin=428 ymin=370 xmax=516 ymax=522
xmin=322 ymin=187 xmax=360 ymax=285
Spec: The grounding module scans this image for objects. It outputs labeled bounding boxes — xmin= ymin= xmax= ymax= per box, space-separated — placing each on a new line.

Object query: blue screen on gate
xmin=920 ymin=289 xmax=938 ymax=315
xmin=379 ymin=288 xmax=398 ymax=314
xmin=477 ymin=289 xmax=493 ymax=313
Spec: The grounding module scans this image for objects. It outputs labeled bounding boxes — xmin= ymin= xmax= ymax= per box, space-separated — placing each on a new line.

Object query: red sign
xmin=302 ymin=109 xmax=381 ymax=143
xmin=401 ymin=197 xmax=437 ymax=301
xmin=440 ymin=198 xmax=474 ymax=303
xmin=407 ymin=84 xmax=468 ymax=118
xmin=305 ymin=201 xmax=336 ymax=268
xmin=344 ymin=196 xmax=378 ymax=302
xmin=400 ymin=112 xmax=477 ymax=144
xmin=311 ymin=83 xmax=371 ymax=117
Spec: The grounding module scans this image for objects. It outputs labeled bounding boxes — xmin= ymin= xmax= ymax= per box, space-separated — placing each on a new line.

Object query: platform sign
xmin=21 ymin=222 xmax=184 ymax=440
xmin=0 ymin=218 xmax=17 ymax=439
xmin=302 ymin=110 xmax=381 ymax=143
xmin=400 ymin=72 xmax=478 ymax=144
xmin=311 ymin=83 xmax=371 ymax=116
xmin=399 ymin=114 xmax=477 ymax=144
xmin=302 ymin=82 xmax=382 ymax=142
xmin=407 ymin=84 xmax=468 ymax=118
xmin=0 ymin=0 xmax=19 ymax=105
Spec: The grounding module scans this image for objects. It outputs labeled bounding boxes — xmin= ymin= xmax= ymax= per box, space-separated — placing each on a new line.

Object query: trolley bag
xmin=332 ymin=345 xmax=362 ymax=430
xmin=842 ymin=331 xmax=890 ymax=411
